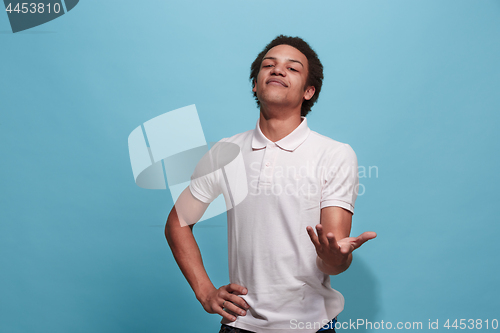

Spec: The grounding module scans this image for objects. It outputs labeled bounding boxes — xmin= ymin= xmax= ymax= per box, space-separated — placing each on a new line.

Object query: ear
xmin=252 ymin=79 xmax=257 ymax=93
xmin=303 ymin=86 xmax=316 ymax=101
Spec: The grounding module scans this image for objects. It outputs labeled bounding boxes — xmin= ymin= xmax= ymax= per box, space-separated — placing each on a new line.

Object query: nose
xmin=271 ymin=63 xmax=286 ymax=76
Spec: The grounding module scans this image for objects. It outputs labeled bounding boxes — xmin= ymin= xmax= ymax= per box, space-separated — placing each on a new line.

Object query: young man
xmin=165 ymin=35 xmax=376 ymax=333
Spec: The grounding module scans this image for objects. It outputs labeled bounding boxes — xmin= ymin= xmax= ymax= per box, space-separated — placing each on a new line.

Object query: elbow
xmin=164 ymin=220 xmax=171 ymax=246
xmin=164 ymin=207 xmax=188 ymax=246
xmin=164 ymin=209 xmax=176 ymax=245
xmin=164 ymin=219 xmax=170 ymax=242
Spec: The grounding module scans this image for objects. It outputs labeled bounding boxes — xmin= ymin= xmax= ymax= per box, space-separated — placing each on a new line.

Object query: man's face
xmin=253 ymin=44 xmax=315 ymax=111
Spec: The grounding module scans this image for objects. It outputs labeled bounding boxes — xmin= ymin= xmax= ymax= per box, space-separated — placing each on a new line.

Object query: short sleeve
xmin=189 ymin=169 xmax=222 ymax=204
xmin=188 ymin=139 xmax=229 ymax=204
xmin=320 ymin=144 xmax=359 ymax=214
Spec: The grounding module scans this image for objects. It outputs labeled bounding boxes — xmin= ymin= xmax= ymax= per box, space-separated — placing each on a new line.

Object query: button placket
xmin=258 ymin=143 xmax=278 ymax=187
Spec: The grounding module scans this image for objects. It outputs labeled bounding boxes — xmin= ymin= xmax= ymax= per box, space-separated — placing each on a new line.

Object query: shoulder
xmin=308 ymin=130 xmax=357 ymax=160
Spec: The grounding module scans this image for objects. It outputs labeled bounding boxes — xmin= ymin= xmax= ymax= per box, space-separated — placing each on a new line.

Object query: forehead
xmin=263 ymin=44 xmax=308 ymax=67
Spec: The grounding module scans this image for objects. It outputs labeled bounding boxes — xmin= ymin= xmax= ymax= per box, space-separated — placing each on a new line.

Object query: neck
xmin=258 ymin=106 xmax=302 ymax=142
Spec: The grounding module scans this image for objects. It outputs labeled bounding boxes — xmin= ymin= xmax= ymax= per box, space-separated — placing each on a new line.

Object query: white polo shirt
xmin=189 ymin=117 xmax=359 ymax=333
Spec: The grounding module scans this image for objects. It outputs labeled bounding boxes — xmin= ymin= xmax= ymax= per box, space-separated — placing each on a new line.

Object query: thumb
xmin=353 ymin=231 xmax=377 ymax=249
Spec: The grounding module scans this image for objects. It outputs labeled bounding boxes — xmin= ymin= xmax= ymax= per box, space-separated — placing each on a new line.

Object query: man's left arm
xmin=306 ymin=206 xmax=376 ymax=275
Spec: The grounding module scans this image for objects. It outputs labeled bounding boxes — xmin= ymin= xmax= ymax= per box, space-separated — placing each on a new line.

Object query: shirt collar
xmin=251 ymin=117 xmax=311 ymax=152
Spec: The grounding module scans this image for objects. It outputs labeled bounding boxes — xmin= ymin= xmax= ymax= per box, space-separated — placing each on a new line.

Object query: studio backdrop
xmin=1 ymin=1 xmax=499 ymax=332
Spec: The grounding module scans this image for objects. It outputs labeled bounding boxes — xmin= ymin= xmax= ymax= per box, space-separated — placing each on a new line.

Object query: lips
xmin=266 ymin=78 xmax=288 ymax=87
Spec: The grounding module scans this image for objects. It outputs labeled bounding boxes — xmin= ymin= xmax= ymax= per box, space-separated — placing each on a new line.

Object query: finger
xmin=215 ymin=306 xmax=237 ymax=322
xmin=315 ymin=224 xmax=329 ymax=247
xmin=226 ymin=283 xmax=248 ymax=296
xmin=363 ymin=231 xmax=377 ymax=240
xmin=227 ymin=293 xmax=250 ymax=310
xmin=306 ymin=226 xmax=321 ymax=249
xmin=225 ymin=284 xmax=250 ymax=309
xmin=352 ymin=231 xmax=377 ymax=249
xmin=325 ymin=232 xmax=340 ymax=251
xmin=224 ymin=298 xmax=248 ymax=317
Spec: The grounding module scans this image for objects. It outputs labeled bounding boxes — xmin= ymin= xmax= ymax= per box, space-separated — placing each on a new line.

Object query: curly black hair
xmin=250 ymin=35 xmax=323 ymax=117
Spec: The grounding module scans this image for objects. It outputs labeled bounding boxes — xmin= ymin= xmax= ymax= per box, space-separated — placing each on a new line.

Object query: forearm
xmin=165 ymin=207 xmax=216 ymax=302
xmin=316 ymin=253 xmax=352 ymax=275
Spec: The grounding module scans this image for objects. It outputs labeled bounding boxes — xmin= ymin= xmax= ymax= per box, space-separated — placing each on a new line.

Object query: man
xmin=165 ymin=35 xmax=376 ymax=333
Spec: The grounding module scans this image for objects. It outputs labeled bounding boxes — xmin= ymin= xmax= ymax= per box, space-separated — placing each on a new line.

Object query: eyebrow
xmin=262 ymin=56 xmax=304 ymax=68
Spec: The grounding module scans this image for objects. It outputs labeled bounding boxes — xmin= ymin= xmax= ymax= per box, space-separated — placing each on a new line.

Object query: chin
xmin=259 ymin=92 xmax=287 ymax=104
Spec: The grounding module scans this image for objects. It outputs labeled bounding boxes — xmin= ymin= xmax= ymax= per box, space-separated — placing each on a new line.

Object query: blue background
xmin=1 ymin=1 xmax=499 ymax=332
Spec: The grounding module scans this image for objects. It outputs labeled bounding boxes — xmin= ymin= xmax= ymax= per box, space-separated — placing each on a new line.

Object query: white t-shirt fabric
xmin=189 ymin=117 xmax=359 ymax=333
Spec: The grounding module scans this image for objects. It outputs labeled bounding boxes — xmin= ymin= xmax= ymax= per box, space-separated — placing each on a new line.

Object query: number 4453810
xmin=5 ymin=3 xmax=62 ymax=14
xmin=444 ymin=319 xmax=498 ymax=330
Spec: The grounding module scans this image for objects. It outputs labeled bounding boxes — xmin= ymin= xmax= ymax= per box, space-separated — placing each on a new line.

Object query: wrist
xmin=195 ymin=283 xmax=216 ymax=305
xmin=316 ymin=253 xmax=352 ymax=275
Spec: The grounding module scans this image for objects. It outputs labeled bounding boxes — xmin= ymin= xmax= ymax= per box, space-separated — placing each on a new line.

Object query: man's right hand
xmin=199 ymin=283 xmax=250 ymax=322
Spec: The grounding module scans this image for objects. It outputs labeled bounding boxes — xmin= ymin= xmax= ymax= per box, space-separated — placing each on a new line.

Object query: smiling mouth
xmin=266 ymin=79 xmax=287 ymax=87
